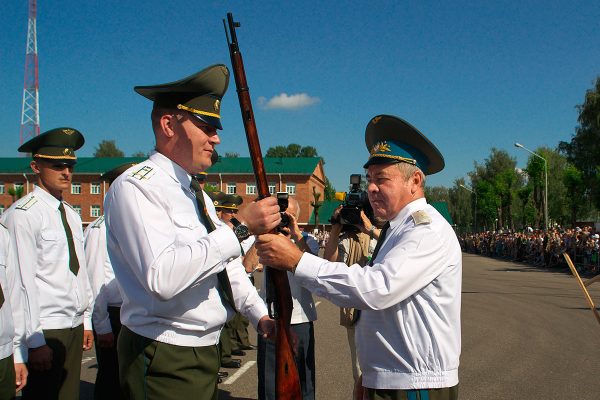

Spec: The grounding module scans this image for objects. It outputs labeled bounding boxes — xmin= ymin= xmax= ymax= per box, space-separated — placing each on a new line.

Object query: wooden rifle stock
xmin=224 ymin=13 xmax=301 ymax=400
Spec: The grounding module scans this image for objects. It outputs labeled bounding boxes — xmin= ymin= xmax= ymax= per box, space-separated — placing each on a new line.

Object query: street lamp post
xmin=460 ymin=184 xmax=477 ymax=232
xmin=514 ymin=142 xmax=548 ymax=231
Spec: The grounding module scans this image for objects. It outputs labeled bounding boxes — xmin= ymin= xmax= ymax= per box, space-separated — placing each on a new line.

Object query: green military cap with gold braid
xmin=18 ymin=127 xmax=85 ymax=166
xmin=134 ymin=64 xmax=229 ymax=130
xmin=101 ymin=162 xmax=138 ymax=184
xmin=207 ymin=191 xmax=227 ymax=208
xmin=363 ymin=115 xmax=444 ymax=175
xmin=220 ymin=194 xmax=243 ymax=211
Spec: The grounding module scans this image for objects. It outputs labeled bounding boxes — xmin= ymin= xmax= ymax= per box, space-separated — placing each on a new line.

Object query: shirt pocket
xmin=39 ymin=229 xmax=64 ymax=266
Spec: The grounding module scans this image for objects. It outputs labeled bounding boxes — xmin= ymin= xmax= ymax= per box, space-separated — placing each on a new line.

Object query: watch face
xmin=235 ymin=224 xmax=250 ymax=240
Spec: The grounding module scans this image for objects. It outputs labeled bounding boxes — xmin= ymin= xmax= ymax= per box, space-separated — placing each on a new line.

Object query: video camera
xmin=276 ymin=192 xmax=291 ymax=228
xmin=331 ymin=174 xmax=370 ymax=226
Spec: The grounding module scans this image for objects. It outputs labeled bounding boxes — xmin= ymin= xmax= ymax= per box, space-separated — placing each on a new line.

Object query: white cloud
xmin=258 ymin=92 xmax=320 ymax=110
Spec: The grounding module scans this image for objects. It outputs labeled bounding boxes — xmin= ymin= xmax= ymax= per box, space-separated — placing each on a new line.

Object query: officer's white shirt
xmin=262 ymin=232 xmax=318 ymax=324
xmin=84 ymin=216 xmax=122 ymax=335
xmin=104 ymin=152 xmax=268 ymax=347
xmin=0 ymin=224 xmax=27 ymax=363
xmin=0 ymin=186 xmax=93 ymax=349
xmin=295 ymin=198 xmax=462 ymax=390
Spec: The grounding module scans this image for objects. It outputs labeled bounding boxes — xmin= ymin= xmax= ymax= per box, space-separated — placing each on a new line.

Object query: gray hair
xmin=396 ymin=162 xmax=426 ymax=187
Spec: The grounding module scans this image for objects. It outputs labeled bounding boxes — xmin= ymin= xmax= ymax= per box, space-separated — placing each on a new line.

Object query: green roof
xmin=0 ymin=157 xmax=147 ymax=174
xmin=430 ymin=201 xmax=454 ymax=225
xmin=208 ymin=157 xmax=322 ymax=175
xmin=308 ymin=199 xmax=343 ymax=225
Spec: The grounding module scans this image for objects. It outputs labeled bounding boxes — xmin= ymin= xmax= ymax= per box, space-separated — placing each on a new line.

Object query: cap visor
xmin=363 ymin=157 xmax=400 ymax=169
xmin=192 ymin=114 xmax=222 ymax=130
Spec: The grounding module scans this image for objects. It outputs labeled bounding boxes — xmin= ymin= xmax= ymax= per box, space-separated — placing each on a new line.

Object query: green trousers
xmin=367 ymin=384 xmax=459 ymax=400
xmin=118 ymin=326 xmax=220 ymax=400
xmin=0 ymin=354 xmax=16 ymax=400
xmin=22 ymin=325 xmax=84 ymax=400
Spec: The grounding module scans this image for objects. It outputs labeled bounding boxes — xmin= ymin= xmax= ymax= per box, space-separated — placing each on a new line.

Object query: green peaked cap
xmin=19 ymin=127 xmax=85 ymax=166
xmin=101 ymin=162 xmax=138 ymax=184
xmin=363 ymin=115 xmax=444 ymax=175
xmin=134 ymin=64 xmax=230 ymax=130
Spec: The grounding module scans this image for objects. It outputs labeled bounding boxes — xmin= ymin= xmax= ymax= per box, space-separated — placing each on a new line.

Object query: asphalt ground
xmin=77 ymin=253 xmax=600 ymax=399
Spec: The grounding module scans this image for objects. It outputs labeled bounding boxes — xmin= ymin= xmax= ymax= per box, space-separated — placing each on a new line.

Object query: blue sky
xmin=1 ymin=1 xmax=599 ymax=192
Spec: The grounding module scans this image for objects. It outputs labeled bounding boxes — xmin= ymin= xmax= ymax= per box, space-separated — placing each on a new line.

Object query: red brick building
xmin=0 ymin=156 xmax=326 ymax=226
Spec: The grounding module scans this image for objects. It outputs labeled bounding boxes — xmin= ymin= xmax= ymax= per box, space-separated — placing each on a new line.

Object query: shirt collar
xmin=32 ymin=185 xmax=62 ymax=210
xmin=389 ymin=197 xmax=427 ymax=228
xmin=149 ymin=151 xmax=194 ymax=192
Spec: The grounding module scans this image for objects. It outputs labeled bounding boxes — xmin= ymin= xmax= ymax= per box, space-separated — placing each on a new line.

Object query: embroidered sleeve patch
xmin=412 ymin=210 xmax=431 ymax=225
xmin=15 ymin=197 xmax=38 ymax=211
xmin=130 ymin=166 xmax=155 ymax=180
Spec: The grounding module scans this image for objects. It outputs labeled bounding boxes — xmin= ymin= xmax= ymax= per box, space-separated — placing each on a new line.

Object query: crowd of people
xmin=459 ymin=227 xmax=600 ymax=274
xmin=0 ymin=65 xmax=463 ymax=400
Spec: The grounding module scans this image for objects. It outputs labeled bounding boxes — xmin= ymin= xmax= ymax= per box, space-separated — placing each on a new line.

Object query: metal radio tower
xmin=20 ymin=0 xmax=40 ymax=145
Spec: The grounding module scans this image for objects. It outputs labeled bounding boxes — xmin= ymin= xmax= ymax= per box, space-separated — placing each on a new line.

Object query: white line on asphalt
xmin=82 ymin=356 xmax=95 ymax=364
xmin=222 ymin=361 xmax=256 ymax=385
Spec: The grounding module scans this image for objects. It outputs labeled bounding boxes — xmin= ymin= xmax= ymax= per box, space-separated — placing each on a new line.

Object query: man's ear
xmin=30 ymin=160 xmax=41 ymax=174
xmin=159 ymin=114 xmax=177 ymax=138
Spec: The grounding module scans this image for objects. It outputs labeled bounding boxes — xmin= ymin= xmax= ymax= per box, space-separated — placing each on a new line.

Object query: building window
xmin=71 ymin=183 xmax=81 ymax=195
xmin=268 ymin=183 xmax=276 ymax=195
xmin=0 ymin=183 xmax=4 ymax=194
xmin=90 ymin=182 xmax=101 ymax=195
xmin=73 ymin=205 xmax=82 ymax=215
xmin=226 ymin=183 xmax=236 ymax=194
xmin=286 ymin=183 xmax=296 ymax=195
xmin=246 ymin=183 xmax=257 ymax=195
xmin=91 ymin=205 xmax=101 ymax=217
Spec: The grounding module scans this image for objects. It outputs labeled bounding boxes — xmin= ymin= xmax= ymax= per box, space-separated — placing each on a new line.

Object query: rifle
xmin=223 ymin=13 xmax=302 ymax=400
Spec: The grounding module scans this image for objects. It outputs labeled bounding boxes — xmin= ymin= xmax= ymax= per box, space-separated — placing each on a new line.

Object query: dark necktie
xmin=368 ymin=222 xmax=390 ymax=266
xmin=0 ymin=285 xmax=4 ymax=309
xmin=58 ymin=203 xmax=80 ymax=275
xmin=190 ymin=177 xmax=236 ymax=310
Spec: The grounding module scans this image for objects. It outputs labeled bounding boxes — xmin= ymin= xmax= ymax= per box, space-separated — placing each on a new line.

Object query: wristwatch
xmin=230 ymin=217 xmax=250 ymax=241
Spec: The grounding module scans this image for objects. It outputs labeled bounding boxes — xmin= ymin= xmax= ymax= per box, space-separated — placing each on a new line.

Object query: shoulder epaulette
xmin=411 ymin=210 xmax=431 ymax=226
xmin=130 ymin=165 xmax=156 ymax=181
xmin=90 ymin=215 xmax=105 ymax=228
xmin=15 ymin=196 xmax=38 ymax=211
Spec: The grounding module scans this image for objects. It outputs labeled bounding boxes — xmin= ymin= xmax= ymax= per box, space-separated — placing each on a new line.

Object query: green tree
xmin=265 ymin=144 xmax=318 ymax=158
xmin=8 ymin=186 xmax=24 ymax=201
xmin=562 ymin=164 xmax=586 ymax=227
xmin=559 ymin=76 xmax=600 ymax=208
xmin=324 ymin=177 xmax=336 ymax=200
xmin=449 ymin=178 xmax=473 ymax=233
xmin=425 ymin=186 xmax=449 ymax=203
xmin=224 ymin=152 xmax=239 ymax=158
xmin=131 ymin=151 xmax=148 ymax=157
xmin=94 ymin=140 xmax=124 ymax=157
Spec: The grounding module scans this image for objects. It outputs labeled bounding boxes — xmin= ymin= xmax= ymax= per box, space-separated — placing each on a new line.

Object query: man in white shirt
xmin=1 ymin=128 xmax=95 ymax=400
xmin=256 ymin=115 xmax=462 ymax=400
xmin=258 ymin=197 xmax=318 ymax=400
xmin=104 ymin=64 xmax=280 ymax=400
xmin=84 ymin=163 xmax=136 ymax=400
xmin=0 ymin=224 xmax=28 ymax=398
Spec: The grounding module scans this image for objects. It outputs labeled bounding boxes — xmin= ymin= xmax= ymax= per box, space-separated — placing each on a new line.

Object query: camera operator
xmin=323 ymin=204 xmax=383 ymax=399
xmin=257 ymin=197 xmax=318 ymax=400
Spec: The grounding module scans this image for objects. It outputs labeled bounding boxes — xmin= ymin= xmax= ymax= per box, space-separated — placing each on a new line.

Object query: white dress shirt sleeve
xmin=3 ymin=211 xmax=45 ymax=349
xmin=294 ymin=223 xmax=448 ymax=310
xmin=105 ymin=179 xmax=242 ymax=301
xmin=84 ymin=224 xmax=112 ymax=334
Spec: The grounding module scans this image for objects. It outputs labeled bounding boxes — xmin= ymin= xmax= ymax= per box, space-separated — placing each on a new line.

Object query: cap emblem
xmin=370 ymin=141 xmax=391 ymax=155
xmin=214 ymin=99 xmax=220 ymax=111
xmin=63 ymin=148 xmax=72 ymax=156
xmin=214 ymin=200 xmax=219 ymax=206
xmin=63 ymin=129 xmax=75 ymax=135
